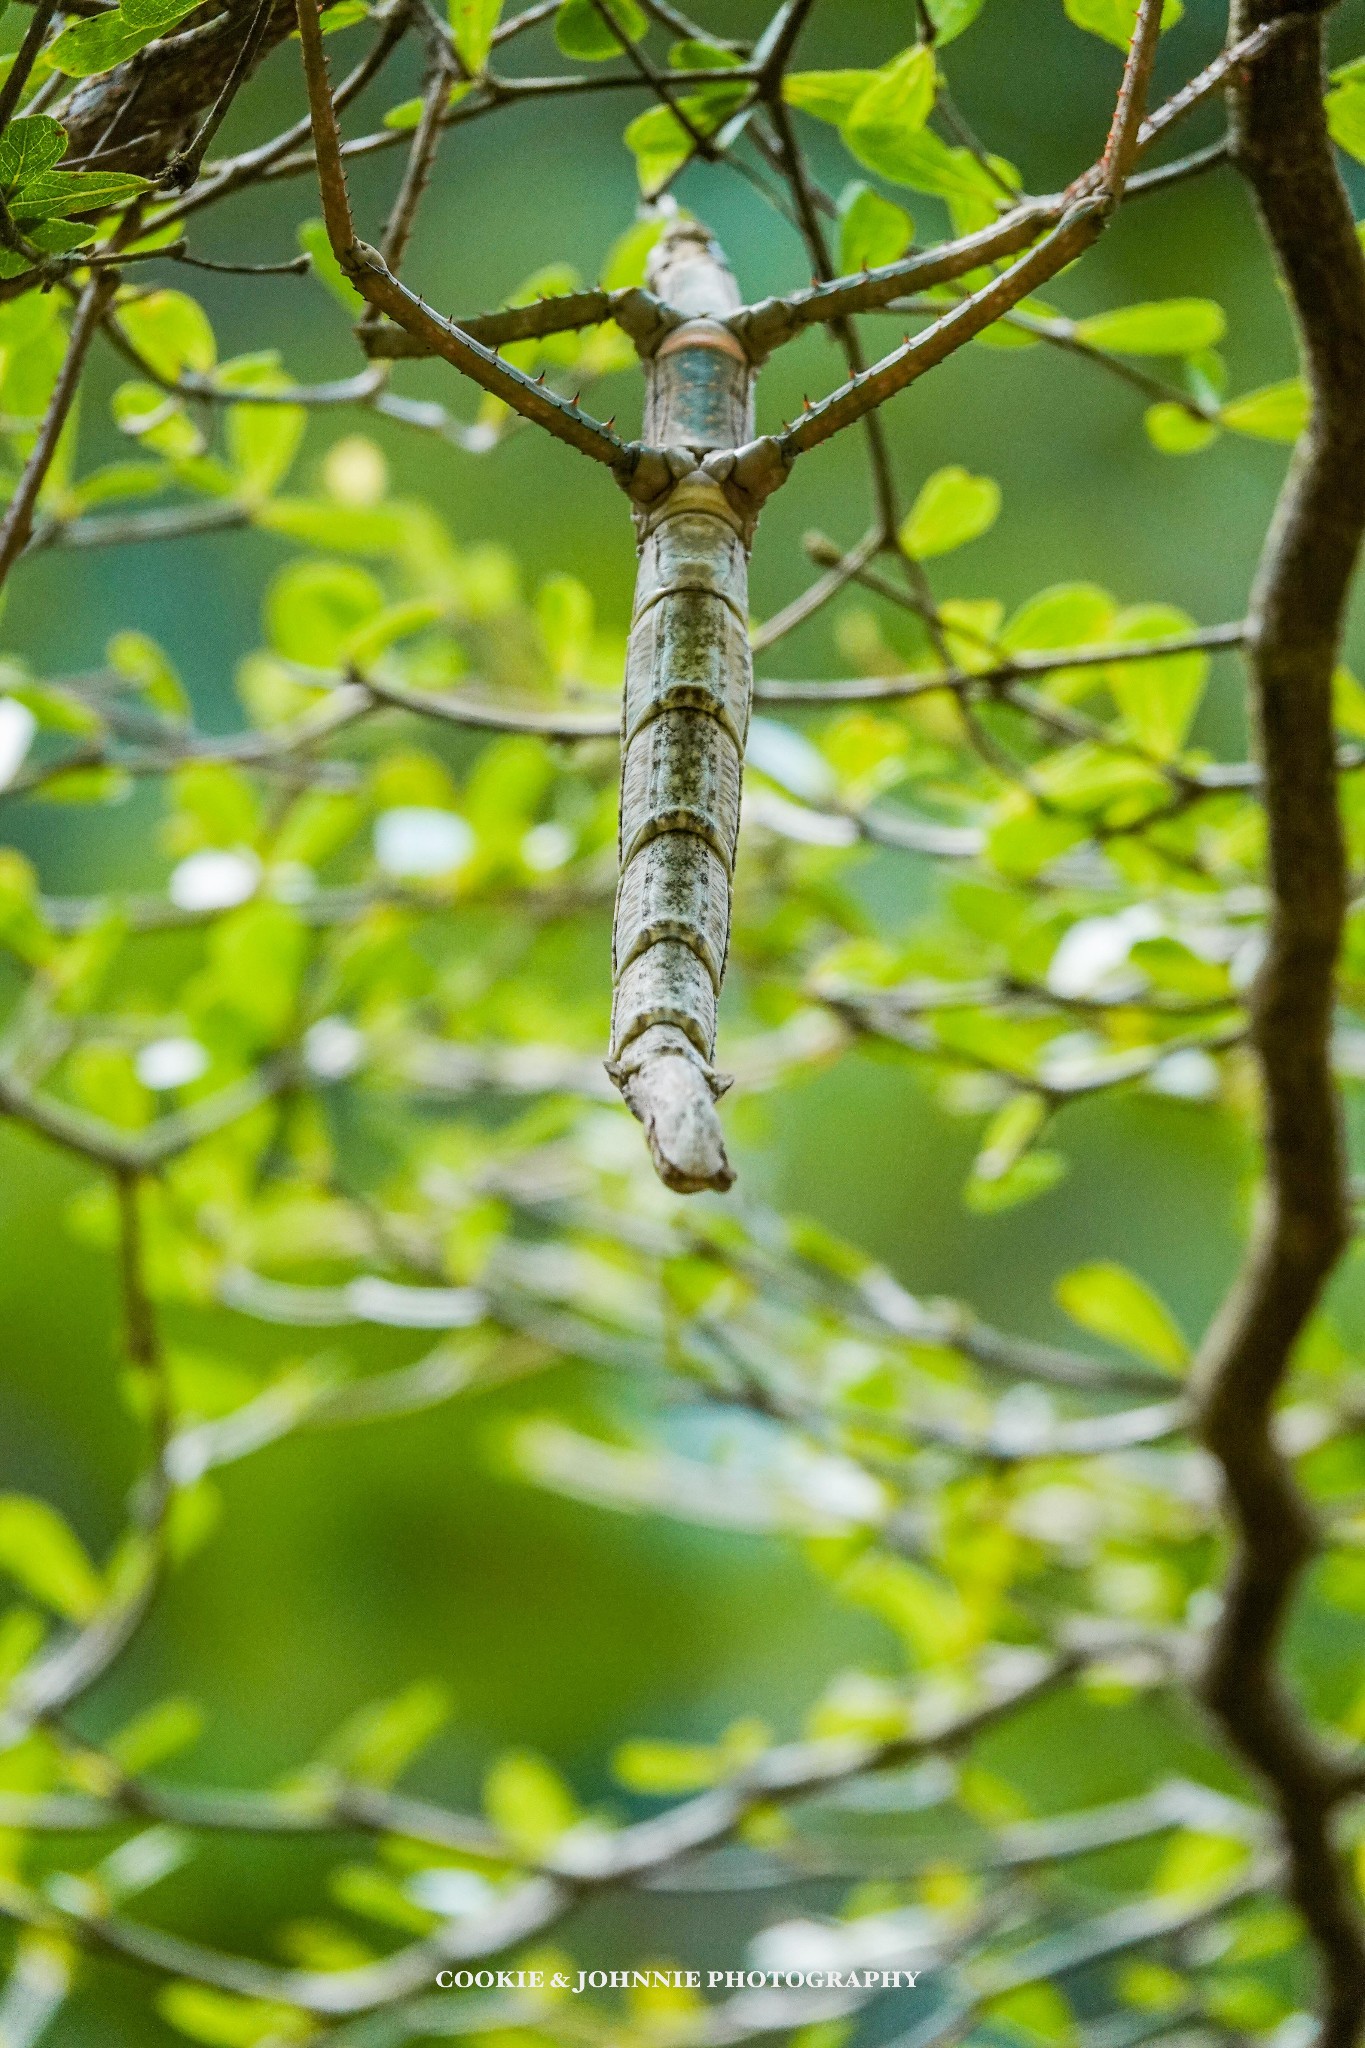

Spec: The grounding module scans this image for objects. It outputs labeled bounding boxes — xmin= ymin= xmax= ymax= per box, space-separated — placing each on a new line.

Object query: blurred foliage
xmin=0 ymin=0 xmax=1363 ymax=2045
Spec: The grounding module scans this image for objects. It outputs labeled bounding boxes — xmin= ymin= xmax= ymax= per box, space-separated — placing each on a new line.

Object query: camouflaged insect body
xmin=608 ymin=224 xmax=755 ymax=1190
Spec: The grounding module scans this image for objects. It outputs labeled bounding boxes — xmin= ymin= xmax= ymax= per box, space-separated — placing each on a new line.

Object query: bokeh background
xmin=5 ymin=1 xmax=1365 ymax=2036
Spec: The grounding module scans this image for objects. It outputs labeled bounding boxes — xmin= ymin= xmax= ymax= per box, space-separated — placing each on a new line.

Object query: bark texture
xmin=1194 ymin=8 xmax=1365 ymax=2043
xmin=56 ymin=0 xmax=297 ymax=175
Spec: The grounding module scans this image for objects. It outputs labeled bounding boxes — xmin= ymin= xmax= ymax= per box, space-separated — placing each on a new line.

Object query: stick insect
xmin=293 ymin=0 xmax=1167 ymax=1193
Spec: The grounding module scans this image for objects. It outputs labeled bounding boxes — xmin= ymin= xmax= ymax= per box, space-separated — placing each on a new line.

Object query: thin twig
xmin=0 ymin=272 xmax=118 ymax=593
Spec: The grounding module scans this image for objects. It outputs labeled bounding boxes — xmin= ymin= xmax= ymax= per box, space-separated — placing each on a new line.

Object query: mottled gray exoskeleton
xmin=606 ymin=219 xmax=757 ymax=1197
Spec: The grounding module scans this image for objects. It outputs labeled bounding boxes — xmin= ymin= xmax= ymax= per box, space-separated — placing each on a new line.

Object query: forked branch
xmin=292 ymin=0 xmax=637 ymax=475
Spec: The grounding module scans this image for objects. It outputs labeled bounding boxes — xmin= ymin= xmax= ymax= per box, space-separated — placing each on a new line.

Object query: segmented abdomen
xmin=609 ymin=507 xmax=752 ymax=1077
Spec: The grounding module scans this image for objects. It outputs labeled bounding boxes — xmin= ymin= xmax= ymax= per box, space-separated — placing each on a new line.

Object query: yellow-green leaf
xmin=1221 ymin=378 xmax=1308 ymax=442
xmin=1075 ymin=298 xmax=1225 ymax=356
xmin=900 ymin=464 xmax=1001 ymax=557
xmin=843 ymin=46 xmax=937 ymax=182
xmin=1145 ymin=402 xmax=1219 ymax=454
xmin=450 ymin=0 xmax=501 ymax=68
xmin=1063 ymin=0 xmax=1182 ymax=49
xmin=1054 ymin=1261 xmax=1188 ymax=1371
xmin=484 ymin=1749 xmax=580 ymax=1854
xmin=0 ymin=1495 xmax=103 ymax=1621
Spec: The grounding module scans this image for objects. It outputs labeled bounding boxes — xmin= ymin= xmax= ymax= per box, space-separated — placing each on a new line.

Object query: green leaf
xmin=600 ymin=213 xmax=664 ymax=291
xmin=39 ymin=764 xmax=133 ymax=804
xmin=1221 ymin=377 xmax=1308 ymax=442
xmin=1002 ymin=582 xmax=1116 ymax=651
xmin=900 ymin=464 xmax=1000 ymax=557
xmin=265 ymin=558 xmax=384 ymax=666
xmin=624 ymin=104 xmax=693 ymax=193
xmin=49 ymin=0 xmax=197 ymax=76
xmin=108 ymin=1697 xmax=205 ymax=1773
xmin=842 ymin=47 xmax=937 ymax=182
xmin=1105 ymin=602 xmax=1208 ymax=756
xmin=1144 ymin=401 xmax=1219 ymax=455
xmin=537 ymin=571 xmax=593 ymax=678
xmin=25 ymin=218 xmax=96 ymax=255
xmin=229 ymin=399 xmax=306 ymax=498
xmin=1327 ymin=78 xmax=1365 ymax=162
xmin=0 ymin=1495 xmax=104 ymax=1621
xmin=845 ymin=119 xmax=998 ymax=202
xmin=1063 ymin=0 xmax=1182 ymax=50
xmin=382 ymin=96 xmax=424 ymax=129
xmin=0 ymin=116 xmax=68 ymax=190
xmin=1129 ymin=936 xmax=1228 ymax=1000
xmin=965 ymin=1148 xmax=1067 ymax=1212
xmin=1054 ymin=1260 xmax=1189 ymax=1371
xmin=1074 ymin=297 xmax=1225 ymax=356
xmin=972 ymin=1090 xmax=1048 ymax=1184
xmin=1153 ymin=1829 xmax=1248 ymax=1900
xmin=47 ymin=10 xmax=155 ymax=73
xmin=781 ymin=70 xmax=879 ymax=125
xmin=838 ymin=1551 xmax=977 ymax=1664
xmin=986 ymin=794 xmax=1089 ymax=877
xmin=111 ymin=380 xmax=199 ymax=459
xmin=838 ymin=183 xmax=913 ymax=273
xmin=450 ymin=0 xmax=501 ymax=67
xmin=257 ymin=497 xmax=413 ymax=554
xmin=108 ymin=630 xmax=189 ymax=716
xmin=330 ymin=1864 xmax=435 ymax=1933
xmin=614 ymin=1737 xmax=721 ymax=1793
xmin=484 ymin=1749 xmax=581 ymax=1854
xmin=555 ymin=0 xmax=645 ymax=59
xmin=669 ymin=37 xmax=739 ymax=69
xmin=0 ymin=849 xmax=54 ymax=964
xmin=73 ymin=459 xmax=168 ymax=509
xmin=10 ymin=167 xmax=150 ymax=221
xmin=322 ymin=1680 xmax=451 ymax=1785
xmin=969 ymin=297 xmax=1047 ymax=349
xmin=1118 ymin=1963 xmax=1188 ymax=2013
xmin=299 ymin=218 xmax=365 ymax=311
xmin=922 ymin=0 xmax=987 ymax=40
xmin=1334 ymin=665 xmax=1365 ymax=739
xmin=157 ymin=1983 xmax=313 ymax=2047
xmin=985 ymin=1983 xmax=1076 ymax=2047
xmin=343 ymin=596 xmax=444 ymax=664
xmin=0 ymin=1607 xmax=46 ymax=1688
xmin=117 ymin=289 xmax=216 ymax=380
xmin=623 ymin=85 xmax=745 ymax=193
xmin=1034 ymin=741 xmax=1167 ymax=816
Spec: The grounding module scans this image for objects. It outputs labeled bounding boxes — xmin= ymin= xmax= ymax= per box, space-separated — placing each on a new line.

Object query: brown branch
xmin=292 ymin=0 xmax=635 ymax=474
xmin=55 ymin=0 xmax=301 ymax=177
xmin=754 ymin=620 xmax=1247 ymax=704
xmin=154 ymin=11 xmax=408 ymax=225
xmin=1192 ymin=11 xmax=1365 ymax=2047
xmin=0 ymin=271 xmax=117 ymax=594
xmin=359 ymin=284 xmax=676 ymax=357
xmin=375 ymin=46 xmax=453 ymax=272
xmin=750 ymin=528 xmax=883 ymax=653
xmin=754 ymin=0 xmax=1164 ymax=484
xmin=0 ymin=0 xmax=59 ymax=132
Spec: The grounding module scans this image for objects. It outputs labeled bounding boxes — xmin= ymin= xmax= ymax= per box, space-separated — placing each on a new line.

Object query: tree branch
xmin=0 ymin=272 xmax=118 ymax=593
xmin=1192 ymin=10 xmax=1365 ymax=2044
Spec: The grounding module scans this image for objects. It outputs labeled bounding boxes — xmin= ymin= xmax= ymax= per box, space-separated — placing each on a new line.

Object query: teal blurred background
xmin=5 ymin=1 xmax=1365 ymax=2034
